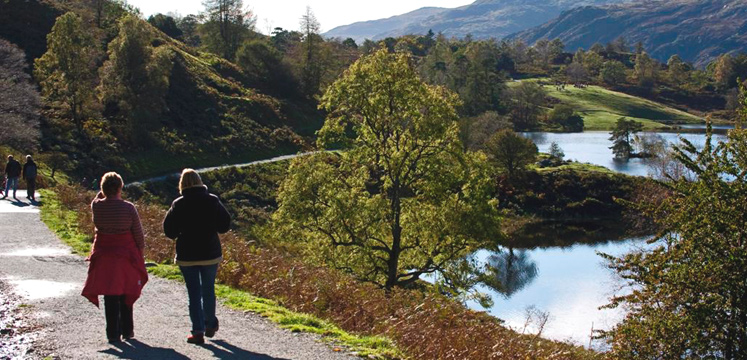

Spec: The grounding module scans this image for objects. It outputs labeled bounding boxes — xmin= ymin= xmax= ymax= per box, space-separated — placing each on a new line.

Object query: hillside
xmin=324 ymin=0 xmax=624 ymax=43
xmin=509 ymin=79 xmax=702 ymax=130
xmin=512 ymin=0 xmax=747 ymax=67
xmin=0 ymin=0 xmax=321 ymax=179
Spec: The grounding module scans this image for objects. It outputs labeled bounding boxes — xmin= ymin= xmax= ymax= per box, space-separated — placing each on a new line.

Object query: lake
xmin=468 ymin=129 xmax=729 ymax=347
xmin=524 ymin=130 xmax=728 ymax=177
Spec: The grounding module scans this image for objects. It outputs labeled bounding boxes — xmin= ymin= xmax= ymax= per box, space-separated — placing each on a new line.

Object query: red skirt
xmin=81 ymin=232 xmax=148 ymax=307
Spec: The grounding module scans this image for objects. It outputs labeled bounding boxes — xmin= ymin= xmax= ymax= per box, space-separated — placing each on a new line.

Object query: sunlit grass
xmin=509 ymin=79 xmax=703 ymax=130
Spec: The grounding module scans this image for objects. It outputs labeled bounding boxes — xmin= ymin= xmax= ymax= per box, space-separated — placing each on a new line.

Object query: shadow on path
xmin=100 ymin=339 xmax=190 ymax=359
xmin=3 ymin=198 xmax=31 ymax=208
xmin=205 ymin=339 xmax=290 ymax=360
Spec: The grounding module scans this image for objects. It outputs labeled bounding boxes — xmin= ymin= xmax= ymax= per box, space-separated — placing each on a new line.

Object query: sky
xmin=123 ymin=0 xmax=473 ymax=34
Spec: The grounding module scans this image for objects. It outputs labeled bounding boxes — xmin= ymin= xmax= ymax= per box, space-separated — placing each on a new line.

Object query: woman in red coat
xmin=81 ymin=172 xmax=148 ymax=343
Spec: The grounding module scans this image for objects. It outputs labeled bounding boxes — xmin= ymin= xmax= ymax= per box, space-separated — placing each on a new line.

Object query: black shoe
xmin=205 ymin=320 xmax=219 ymax=338
xmin=187 ymin=333 xmax=205 ymax=344
xmin=123 ymin=332 xmax=134 ymax=340
xmin=108 ymin=337 xmax=122 ymax=344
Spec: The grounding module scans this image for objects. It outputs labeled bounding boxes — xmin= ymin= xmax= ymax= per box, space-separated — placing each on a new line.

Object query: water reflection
xmin=480 ymin=248 xmax=538 ymax=297
xmin=468 ymin=221 xmax=644 ymax=346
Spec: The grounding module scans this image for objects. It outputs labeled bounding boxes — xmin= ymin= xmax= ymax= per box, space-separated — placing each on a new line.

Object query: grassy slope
xmin=0 ymin=0 xmax=321 ymax=180
xmin=38 ymin=189 xmax=399 ymax=359
xmin=510 ymin=80 xmax=703 ymax=130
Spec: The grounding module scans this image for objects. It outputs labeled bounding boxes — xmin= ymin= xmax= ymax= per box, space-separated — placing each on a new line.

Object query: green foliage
xmin=274 ymin=50 xmax=501 ymax=290
xmin=666 ymin=54 xmax=689 ymax=87
xmin=600 ymin=60 xmax=627 ymax=85
xmin=459 ymin=111 xmax=512 ymax=151
xmin=634 ymin=52 xmax=657 ymax=88
xmin=418 ymin=37 xmax=508 ymax=116
xmin=147 ymin=13 xmax=182 ymax=39
xmin=201 ymin=0 xmax=256 ymax=60
xmin=235 ymin=38 xmax=298 ymax=96
xmin=603 ymin=124 xmax=747 ymax=358
xmin=508 ymin=81 xmax=546 ymax=130
xmin=609 ymin=117 xmax=644 ymax=159
xmin=548 ymin=142 xmax=564 ymax=160
xmin=497 ymin=166 xmax=641 ymax=219
xmin=582 ymin=50 xmax=604 ymax=77
xmin=548 ymin=104 xmax=584 ymax=132
xmin=485 ymin=129 xmax=538 ymax=177
xmin=34 ymin=12 xmax=98 ymax=134
xmin=98 ymin=14 xmax=174 ymax=145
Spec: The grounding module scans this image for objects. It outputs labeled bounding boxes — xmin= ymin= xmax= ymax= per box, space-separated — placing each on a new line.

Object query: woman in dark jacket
xmin=163 ymin=168 xmax=231 ymax=344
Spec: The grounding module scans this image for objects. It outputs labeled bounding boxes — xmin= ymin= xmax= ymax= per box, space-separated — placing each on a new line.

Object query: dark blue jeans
xmin=179 ymin=264 xmax=218 ymax=334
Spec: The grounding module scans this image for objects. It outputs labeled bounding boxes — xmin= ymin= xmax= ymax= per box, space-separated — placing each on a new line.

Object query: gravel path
xmin=0 ymin=191 xmax=354 ymax=359
xmin=127 ymin=152 xmax=320 ymax=187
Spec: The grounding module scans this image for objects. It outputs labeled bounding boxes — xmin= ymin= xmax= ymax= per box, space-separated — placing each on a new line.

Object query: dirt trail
xmin=0 ymin=191 xmax=353 ymax=359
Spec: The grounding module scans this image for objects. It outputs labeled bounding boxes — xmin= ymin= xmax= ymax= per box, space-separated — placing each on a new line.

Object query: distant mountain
xmin=324 ymin=7 xmax=448 ymax=43
xmin=512 ymin=0 xmax=747 ymax=67
xmin=324 ymin=0 xmax=624 ymax=43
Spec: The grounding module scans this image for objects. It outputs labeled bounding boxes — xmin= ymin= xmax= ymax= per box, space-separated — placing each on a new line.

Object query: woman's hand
xmin=96 ymin=191 xmax=105 ymax=199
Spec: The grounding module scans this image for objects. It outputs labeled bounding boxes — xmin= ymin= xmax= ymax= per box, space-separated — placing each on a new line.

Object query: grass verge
xmin=38 ymin=189 xmax=401 ymax=359
xmin=38 ymin=189 xmax=92 ymax=256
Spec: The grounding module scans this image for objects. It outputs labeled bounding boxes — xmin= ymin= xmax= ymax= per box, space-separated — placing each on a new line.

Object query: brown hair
xmin=101 ymin=172 xmax=123 ymax=198
xmin=179 ymin=168 xmax=204 ymax=194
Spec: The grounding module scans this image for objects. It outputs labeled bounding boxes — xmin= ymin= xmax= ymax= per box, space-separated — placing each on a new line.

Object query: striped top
xmin=91 ymin=198 xmax=145 ymax=250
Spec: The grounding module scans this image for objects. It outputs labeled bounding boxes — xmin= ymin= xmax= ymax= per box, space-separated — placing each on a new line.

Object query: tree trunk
xmin=385 ymin=186 xmax=402 ymax=291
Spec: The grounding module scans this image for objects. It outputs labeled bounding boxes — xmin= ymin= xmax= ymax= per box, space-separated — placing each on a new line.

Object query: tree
xmin=582 ymin=51 xmax=604 ymax=77
xmin=548 ymin=104 xmax=584 ymax=132
xmin=508 ymin=81 xmax=546 ymax=130
xmin=147 ymin=13 xmax=183 ymax=39
xmin=566 ymin=62 xmax=587 ymax=83
xmin=178 ymin=14 xmax=202 ymax=47
xmin=201 ymin=0 xmax=255 ymax=59
xmin=712 ymin=54 xmax=736 ymax=90
xmin=459 ymin=111 xmax=512 ymax=151
xmin=342 ymin=38 xmax=357 ymax=49
xmin=419 ymin=35 xmax=453 ymax=87
xmin=0 ymin=39 xmax=40 ymax=150
xmin=98 ymin=14 xmax=173 ymax=144
xmin=235 ymin=38 xmax=298 ymax=95
xmin=603 ymin=121 xmax=747 ymax=358
xmin=273 ymin=50 xmax=501 ymax=291
xmin=298 ymin=6 xmax=323 ymax=96
xmin=34 ymin=12 xmax=98 ymax=135
xmin=548 ymin=142 xmax=564 ymax=160
xmin=485 ymin=129 xmax=538 ymax=177
xmin=634 ymin=52 xmax=657 ymax=88
xmin=589 ymin=43 xmax=605 ymax=54
xmin=610 ymin=36 xmax=628 ymax=53
xmin=600 ymin=60 xmax=627 ymax=85
xmin=459 ymin=40 xmax=506 ymax=115
xmin=608 ymin=117 xmax=643 ymax=159
xmin=666 ymin=55 xmax=689 ymax=87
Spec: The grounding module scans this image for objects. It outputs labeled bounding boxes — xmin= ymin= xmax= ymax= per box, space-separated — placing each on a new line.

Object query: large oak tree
xmin=274 ymin=50 xmax=501 ymax=290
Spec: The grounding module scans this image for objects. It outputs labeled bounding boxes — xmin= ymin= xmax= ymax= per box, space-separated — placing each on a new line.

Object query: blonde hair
xmin=101 ymin=172 xmax=123 ymax=198
xmin=179 ymin=168 xmax=204 ymax=194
